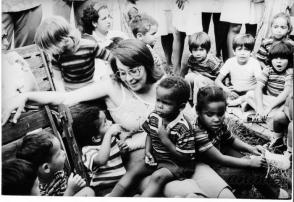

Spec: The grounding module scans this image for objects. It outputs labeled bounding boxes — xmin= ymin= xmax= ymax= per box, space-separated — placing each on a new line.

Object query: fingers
xmin=12 ymin=104 xmax=25 ymax=124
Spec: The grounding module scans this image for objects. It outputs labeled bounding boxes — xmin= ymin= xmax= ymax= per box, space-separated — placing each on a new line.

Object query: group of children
xmin=2 ymin=1 xmax=293 ymax=199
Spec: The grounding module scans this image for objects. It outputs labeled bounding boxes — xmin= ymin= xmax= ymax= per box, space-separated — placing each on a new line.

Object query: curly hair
xmin=129 ymin=13 xmax=158 ymax=37
xmin=158 ymin=76 xmax=190 ymax=105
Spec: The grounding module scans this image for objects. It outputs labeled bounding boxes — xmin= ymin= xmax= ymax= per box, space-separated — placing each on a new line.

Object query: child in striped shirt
xmin=72 ymin=106 xmax=127 ymax=196
xmin=34 ymin=16 xmax=113 ymax=91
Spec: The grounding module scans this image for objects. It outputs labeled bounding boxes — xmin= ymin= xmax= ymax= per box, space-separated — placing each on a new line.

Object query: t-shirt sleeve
xmin=256 ymin=39 xmax=270 ymax=65
xmin=219 ymin=59 xmax=231 ymax=77
xmin=93 ymin=43 xmax=112 ymax=61
xmin=208 ymin=54 xmax=222 ymax=77
xmin=195 ymin=129 xmax=214 ymax=153
xmin=256 ymin=66 xmax=270 ymax=87
xmin=142 ymin=114 xmax=152 ymax=135
xmin=82 ymin=146 xmax=100 ymax=171
xmin=285 ymin=68 xmax=293 ymax=87
xmin=252 ymin=58 xmax=262 ymax=78
xmin=175 ymin=123 xmax=195 ymax=155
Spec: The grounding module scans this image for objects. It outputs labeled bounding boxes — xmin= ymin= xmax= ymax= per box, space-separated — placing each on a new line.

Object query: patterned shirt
xmin=52 ymin=38 xmax=112 ymax=84
xmin=185 ymin=53 xmax=222 ymax=80
xmin=82 ymin=137 xmax=126 ymax=189
xmin=142 ymin=112 xmax=195 ymax=163
xmin=39 ymin=170 xmax=67 ymax=196
xmin=257 ymin=66 xmax=293 ymax=97
xmin=194 ymin=119 xmax=235 ymax=153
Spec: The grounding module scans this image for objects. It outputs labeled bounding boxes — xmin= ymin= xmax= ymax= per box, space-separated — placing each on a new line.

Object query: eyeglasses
xmin=116 ymin=66 xmax=143 ymax=80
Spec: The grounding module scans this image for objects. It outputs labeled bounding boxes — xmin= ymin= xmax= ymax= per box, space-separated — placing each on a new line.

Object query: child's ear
xmin=41 ymin=163 xmax=51 ymax=174
xmin=136 ymin=32 xmax=143 ymax=40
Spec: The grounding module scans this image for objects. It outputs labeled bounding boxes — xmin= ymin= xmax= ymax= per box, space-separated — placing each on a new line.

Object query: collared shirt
xmin=142 ymin=112 xmax=195 ymax=162
xmin=194 ymin=119 xmax=235 ymax=153
xmin=39 ymin=170 xmax=67 ymax=196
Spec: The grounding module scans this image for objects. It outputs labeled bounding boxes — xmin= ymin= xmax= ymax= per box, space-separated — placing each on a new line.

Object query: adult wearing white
xmin=2 ymin=39 xmax=234 ymax=198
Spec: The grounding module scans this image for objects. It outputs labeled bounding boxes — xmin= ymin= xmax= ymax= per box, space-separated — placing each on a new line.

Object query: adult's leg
xmin=13 ymin=5 xmax=42 ymax=48
xmin=2 ymin=13 xmax=14 ymax=49
xmin=213 ymin=13 xmax=229 ymax=61
xmin=172 ymin=30 xmax=186 ymax=75
xmin=226 ymin=23 xmax=242 ymax=58
xmin=161 ymin=34 xmax=174 ymax=67
xmin=245 ymin=24 xmax=257 ymax=38
xmin=202 ymin=12 xmax=212 ymax=33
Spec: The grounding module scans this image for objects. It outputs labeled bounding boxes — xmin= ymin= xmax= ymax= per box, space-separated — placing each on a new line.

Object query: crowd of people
xmin=2 ymin=0 xmax=293 ymax=199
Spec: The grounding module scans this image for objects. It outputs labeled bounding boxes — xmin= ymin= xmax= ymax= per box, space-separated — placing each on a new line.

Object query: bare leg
xmin=161 ymin=34 xmax=173 ymax=66
xmin=173 ymin=30 xmax=186 ymax=75
xmin=226 ymin=23 xmax=242 ymax=58
xmin=74 ymin=187 xmax=95 ymax=196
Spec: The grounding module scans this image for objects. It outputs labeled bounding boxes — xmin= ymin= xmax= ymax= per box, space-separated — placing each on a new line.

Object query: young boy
xmin=34 ymin=16 xmax=113 ymax=91
xmin=215 ymin=34 xmax=262 ymax=105
xmin=129 ymin=13 xmax=164 ymax=73
xmin=16 ymin=131 xmax=94 ymax=196
xmin=72 ymin=105 xmax=127 ymax=196
xmin=181 ymin=32 xmax=223 ymax=105
xmin=109 ymin=76 xmax=200 ymax=197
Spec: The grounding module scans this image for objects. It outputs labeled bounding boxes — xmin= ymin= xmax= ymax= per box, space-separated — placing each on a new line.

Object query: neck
xmin=135 ymin=83 xmax=153 ymax=94
xmin=94 ymin=29 xmax=108 ymax=39
xmin=163 ymin=111 xmax=180 ymax=124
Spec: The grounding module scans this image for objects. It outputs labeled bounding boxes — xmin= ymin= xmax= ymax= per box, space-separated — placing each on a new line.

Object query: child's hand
xmin=106 ymin=124 xmax=122 ymax=137
xmin=117 ymin=140 xmax=129 ymax=154
xmin=176 ymin=0 xmax=188 ymax=10
xmin=66 ymin=173 xmax=86 ymax=195
xmin=249 ymin=156 xmax=267 ymax=168
xmin=145 ymin=152 xmax=157 ymax=166
xmin=251 ymin=145 xmax=265 ymax=156
xmin=158 ymin=123 xmax=170 ymax=144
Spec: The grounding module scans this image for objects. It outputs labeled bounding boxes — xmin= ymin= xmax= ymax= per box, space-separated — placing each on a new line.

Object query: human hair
xmin=271 ymin=12 xmax=293 ymax=36
xmin=232 ymin=34 xmax=255 ymax=51
xmin=16 ymin=131 xmax=56 ymax=168
xmin=268 ymin=41 xmax=293 ymax=69
xmin=2 ymin=158 xmax=37 ymax=195
xmin=196 ymin=85 xmax=227 ymax=113
xmin=81 ymin=4 xmax=109 ymax=34
xmin=110 ymin=39 xmax=163 ymax=84
xmin=188 ymin=32 xmax=211 ymax=52
xmin=105 ymin=37 xmax=124 ymax=50
xmin=34 ymin=16 xmax=81 ymax=55
xmin=72 ymin=105 xmax=102 ymax=147
xmin=129 ymin=13 xmax=158 ymax=37
xmin=158 ymin=76 xmax=190 ymax=105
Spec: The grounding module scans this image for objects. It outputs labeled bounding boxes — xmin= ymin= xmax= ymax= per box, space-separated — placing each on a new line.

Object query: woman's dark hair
xmin=16 ymin=131 xmax=56 ymax=168
xmin=196 ymin=85 xmax=227 ymax=112
xmin=81 ymin=4 xmax=108 ymax=34
xmin=2 ymin=159 xmax=37 ymax=195
xmin=269 ymin=41 xmax=293 ymax=69
xmin=110 ymin=39 xmax=163 ymax=85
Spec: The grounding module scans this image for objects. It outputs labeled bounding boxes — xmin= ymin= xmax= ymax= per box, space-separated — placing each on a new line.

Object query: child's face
xmin=234 ymin=46 xmax=251 ymax=65
xmin=140 ymin=25 xmax=158 ymax=47
xmin=94 ymin=111 xmax=112 ymax=136
xmin=155 ymin=86 xmax=181 ymax=119
xmin=96 ymin=8 xmax=112 ymax=34
xmin=48 ymin=137 xmax=66 ymax=173
xmin=198 ymin=101 xmax=226 ymax=131
xmin=271 ymin=17 xmax=289 ymax=40
xmin=191 ymin=47 xmax=208 ymax=62
xmin=271 ymin=57 xmax=288 ymax=72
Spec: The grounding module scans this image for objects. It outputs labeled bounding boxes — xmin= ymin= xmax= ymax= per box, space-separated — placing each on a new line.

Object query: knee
xmin=149 ymin=170 xmax=170 ymax=184
xmin=82 ymin=186 xmax=95 ymax=196
xmin=218 ymin=187 xmax=236 ymax=198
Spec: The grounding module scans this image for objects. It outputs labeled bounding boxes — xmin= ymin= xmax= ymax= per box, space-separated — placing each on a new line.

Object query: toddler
xmin=34 ymin=16 xmax=113 ymax=91
xmin=256 ymin=12 xmax=294 ymax=69
xmin=215 ymin=34 xmax=262 ymax=105
xmin=72 ymin=106 xmax=127 ymax=196
xmin=16 ymin=131 xmax=94 ymax=196
xmin=181 ymin=32 xmax=222 ymax=105
xmin=194 ymin=85 xmax=289 ymax=199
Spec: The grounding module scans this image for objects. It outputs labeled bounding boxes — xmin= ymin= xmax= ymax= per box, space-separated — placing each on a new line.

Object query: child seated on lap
xmin=16 ymin=131 xmax=94 ymax=196
xmin=181 ymin=32 xmax=222 ymax=105
xmin=72 ymin=106 xmax=127 ymax=196
xmin=215 ymin=34 xmax=262 ymax=106
xmin=34 ymin=16 xmax=113 ymax=92
xmin=109 ymin=76 xmax=204 ymax=197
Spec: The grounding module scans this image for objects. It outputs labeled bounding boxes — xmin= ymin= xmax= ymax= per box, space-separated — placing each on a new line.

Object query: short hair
xmin=72 ymin=105 xmax=101 ymax=147
xmin=196 ymin=85 xmax=227 ymax=112
xmin=158 ymin=76 xmax=190 ymax=105
xmin=110 ymin=39 xmax=163 ymax=84
xmin=106 ymin=37 xmax=124 ymax=50
xmin=188 ymin=32 xmax=211 ymax=52
xmin=268 ymin=41 xmax=293 ymax=68
xmin=129 ymin=13 xmax=158 ymax=37
xmin=16 ymin=131 xmax=56 ymax=168
xmin=81 ymin=4 xmax=109 ymax=34
xmin=232 ymin=34 xmax=255 ymax=51
xmin=271 ymin=12 xmax=293 ymax=36
xmin=34 ymin=16 xmax=81 ymax=55
xmin=2 ymin=159 xmax=37 ymax=195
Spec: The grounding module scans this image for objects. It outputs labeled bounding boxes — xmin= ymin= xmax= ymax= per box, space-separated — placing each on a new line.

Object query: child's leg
xmin=172 ymin=29 xmax=186 ymax=75
xmin=161 ymin=34 xmax=173 ymax=67
xmin=286 ymin=121 xmax=292 ymax=153
xmin=141 ymin=167 xmax=174 ymax=197
xmin=226 ymin=23 xmax=242 ymax=58
xmin=74 ymin=186 xmax=95 ymax=196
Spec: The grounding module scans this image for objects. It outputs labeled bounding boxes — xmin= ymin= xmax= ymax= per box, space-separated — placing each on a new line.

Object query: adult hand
xmin=2 ymin=94 xmax=27 ymax=125
xmin=106 ymin=124 xmax=122 ymax=137
xmin=249 ymin=156 xmax=267 ymax=168
xmin=117 ymin=140 xmax=129 ymax=154
xmin=145 ymin=152 xmax=157 ymax=166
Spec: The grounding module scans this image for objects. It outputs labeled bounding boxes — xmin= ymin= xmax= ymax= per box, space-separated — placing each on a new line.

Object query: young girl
xmin=256 ymin=12 xmax=294 ymax=69
xmin=34 ymin=16 xmax=113 ymax=91
xmin=194 ymin=85 xmax=289 ymax=199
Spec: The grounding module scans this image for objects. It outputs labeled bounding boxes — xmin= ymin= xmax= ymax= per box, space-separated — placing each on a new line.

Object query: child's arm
xmin=145 ymin=135 xmax=157 ymax=166
xmin=230 ymin=138 xmax=264 ymax=156
xmin=215 ymin=73 xmax=234 ymax=95
xmin=92 ymin=124 xmax=122 ymax=166
xmin=52 ymin=69 xmax=66 ymax=92
xmin=64 ymin=173 xmax=86 ymax=196
xmin=254 ymin=82 xmax=265 ymax=116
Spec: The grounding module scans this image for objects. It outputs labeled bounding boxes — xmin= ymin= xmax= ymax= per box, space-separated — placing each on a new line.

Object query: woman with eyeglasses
xmin=2 ymin=39 xmax=234 ymax=198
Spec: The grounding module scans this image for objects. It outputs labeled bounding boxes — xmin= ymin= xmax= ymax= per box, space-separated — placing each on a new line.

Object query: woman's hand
xmin=251 ymin=145 xmax=265 ymax=156
xmin=2 ymin=93 xmax=27 ymax=125
xmin=106 ymin=124 xmax=122 ymax=137
xmin=117 ymin=140 xmax=129 ymax=154
xmin=249 ymin=155 xmax=267 ymax=168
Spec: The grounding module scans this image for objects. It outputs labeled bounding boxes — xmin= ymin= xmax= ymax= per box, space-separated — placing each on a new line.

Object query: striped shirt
xmin=82 ymin=137 xmax=126 ymax=189
xmin=257 ymin=66 xmax=293 ymax=97
xmin=142 ymin=112 xmax=195 ymax=162
xmin=39 ymin=170 xmax=67 ymax=196
xmin=194 ymin=119 xmax=235 ymax=153
xmin=185 ymin=53 xmax=222 ymax=80
xmin=52 ymin=38 xmax=112 ymax=84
